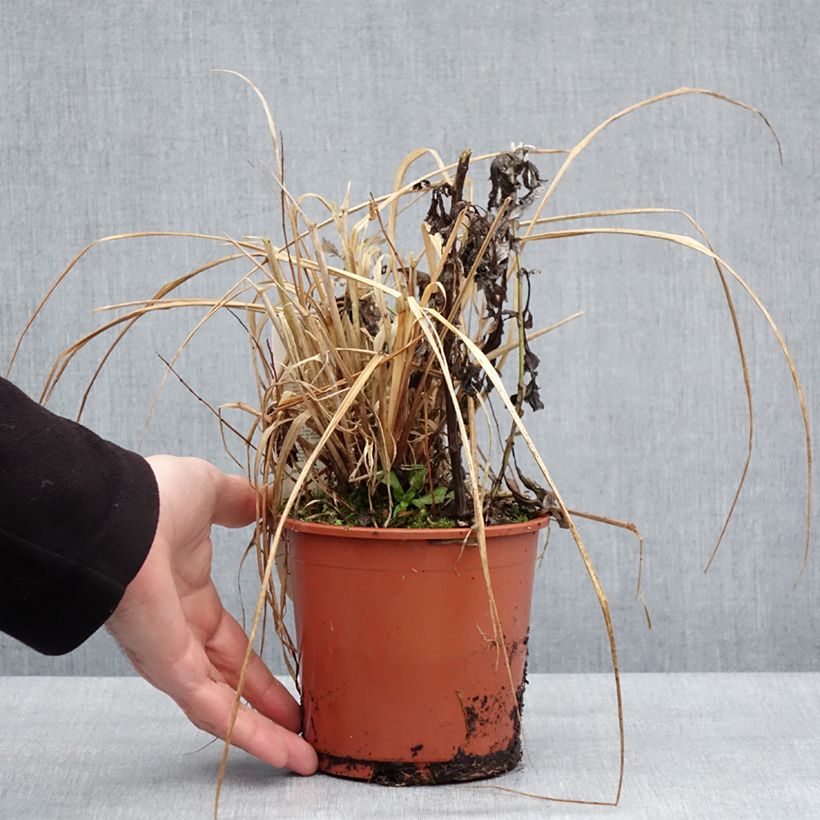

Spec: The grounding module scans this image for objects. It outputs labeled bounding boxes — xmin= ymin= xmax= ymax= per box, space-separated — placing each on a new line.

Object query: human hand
xmin=106 ymin=455 xmax=317 ymax=775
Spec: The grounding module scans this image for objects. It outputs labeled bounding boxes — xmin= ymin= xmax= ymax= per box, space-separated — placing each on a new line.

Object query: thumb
xmin=211 ymin=471 xmax=258 ymax=528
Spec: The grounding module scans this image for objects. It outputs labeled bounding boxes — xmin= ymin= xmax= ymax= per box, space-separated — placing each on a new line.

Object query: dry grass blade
xmin=525 ymin=206 xmax=756 ymax=568
xmin=407 ymin=303 xmax=506 ymax=645
xmin=566 ymin=508 xmax=647 ymax=604
xmin=521 ymin=87 xmax=782 ymax=244
xmin=138 ymin=238 xmax=275 ymax=440
xmin=477 ymin=784 xmax=618 ymax=806
xmin=40 ymin=288 xmax=258 ymax=410
xmin=214 ymin=353 xmax=386 ymax=818
xmin=93 ymin=298 xmax=266 ymax=313
xmin=416 ymin=299 xmax=625 ymax=805
xmin=76 ymin=252 xmax=257 ymax=420
xmin=6 ymin=231 xmax=260 ymax=378
xmin=214 ymin=70 xmax=282 ymax=170
xmin=527 ymin=225 xmax=812 ymax=578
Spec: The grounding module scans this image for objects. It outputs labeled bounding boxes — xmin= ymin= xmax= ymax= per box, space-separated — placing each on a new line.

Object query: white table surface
xmin=1 ymin=673 xmax=818 ymax=819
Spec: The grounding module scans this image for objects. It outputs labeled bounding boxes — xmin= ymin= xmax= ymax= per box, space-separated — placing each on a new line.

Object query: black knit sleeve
xmin=0 ymin=378 xmax=160 ymax=655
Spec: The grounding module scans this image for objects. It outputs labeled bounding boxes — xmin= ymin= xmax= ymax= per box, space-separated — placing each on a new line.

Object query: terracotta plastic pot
xmin=284 ymin=515 xmax=549 ymax=785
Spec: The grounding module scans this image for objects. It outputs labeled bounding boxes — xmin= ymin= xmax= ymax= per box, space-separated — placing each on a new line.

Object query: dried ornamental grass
xmin=8 ymin=81 xmax=812 ymax=813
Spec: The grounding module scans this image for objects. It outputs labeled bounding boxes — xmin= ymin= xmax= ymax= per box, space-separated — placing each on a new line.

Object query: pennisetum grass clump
xmin=8 ymin=77 xmax=812 ymax=813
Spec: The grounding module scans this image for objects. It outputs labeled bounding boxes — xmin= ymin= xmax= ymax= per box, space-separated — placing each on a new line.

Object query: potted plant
xmin=12 ymin=80 xmax=811 ymax=805
xmin=234 ymin=136 xmax=559 ymax=787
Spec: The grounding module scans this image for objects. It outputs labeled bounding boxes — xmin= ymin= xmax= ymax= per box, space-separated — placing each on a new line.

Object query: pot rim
xmin=283 ymin=513 xmax=550 ymax=541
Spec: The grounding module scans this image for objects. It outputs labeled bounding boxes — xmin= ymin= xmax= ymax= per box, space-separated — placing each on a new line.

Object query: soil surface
xmin=295 ymin=486 xmax=556 ymax=530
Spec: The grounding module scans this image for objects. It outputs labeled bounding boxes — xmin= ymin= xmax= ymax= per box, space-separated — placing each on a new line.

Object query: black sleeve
xmin=0 ymin=377 xmax=160 ymax=655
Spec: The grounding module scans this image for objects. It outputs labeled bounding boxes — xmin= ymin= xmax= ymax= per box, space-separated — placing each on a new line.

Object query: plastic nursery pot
xmin=284 ymin=515 xmax=549 ymax=785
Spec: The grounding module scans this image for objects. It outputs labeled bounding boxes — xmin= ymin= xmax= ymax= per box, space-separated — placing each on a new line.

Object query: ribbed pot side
xmin=285 ymin=516 xmax=548 ymax=785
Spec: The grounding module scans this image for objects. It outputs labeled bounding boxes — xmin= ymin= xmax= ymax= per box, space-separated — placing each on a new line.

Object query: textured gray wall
xmin=1 ymin=0 xmax=817 ymax=676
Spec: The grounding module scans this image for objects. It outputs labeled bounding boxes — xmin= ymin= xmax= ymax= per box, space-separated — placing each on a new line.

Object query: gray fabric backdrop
xmin=1 ymin=0 xmax=817 ymax=675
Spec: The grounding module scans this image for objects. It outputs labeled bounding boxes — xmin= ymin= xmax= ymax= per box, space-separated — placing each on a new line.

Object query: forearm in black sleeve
xmin=0 ymin=377 xmax=160 ymax=655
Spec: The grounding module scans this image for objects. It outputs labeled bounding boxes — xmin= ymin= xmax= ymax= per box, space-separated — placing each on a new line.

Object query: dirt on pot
xmin=315 ymin=673 xmax=529 ymax=786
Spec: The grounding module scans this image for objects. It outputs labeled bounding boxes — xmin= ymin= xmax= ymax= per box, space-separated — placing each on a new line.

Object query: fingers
xmin=206 ymin=611 xmax=302 ymax=734
xmin=184 ymin=679 xmax=318 ymax=776
xmin=210 ymin=470 xmax=258 ymax=529
xmin=147 ymin=455 xmax=257 ymax=530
